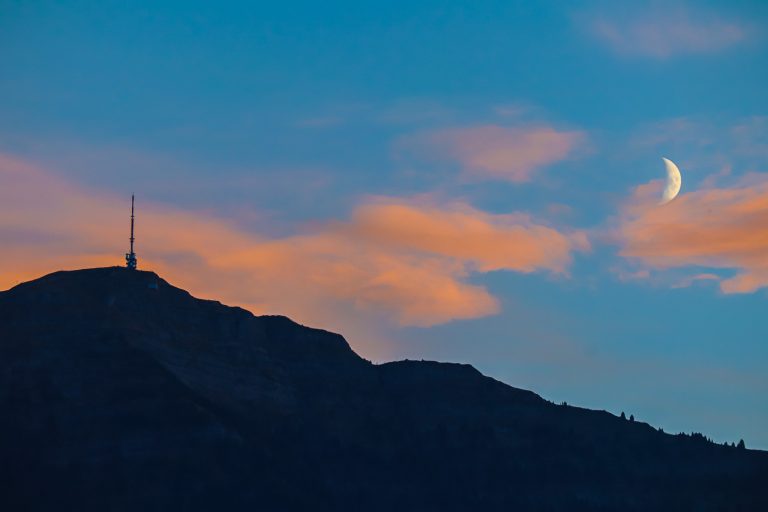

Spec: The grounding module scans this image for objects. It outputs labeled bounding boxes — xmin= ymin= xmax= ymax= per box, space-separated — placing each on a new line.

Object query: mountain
xmin=1 ymin=267 xmax=766 ymax=511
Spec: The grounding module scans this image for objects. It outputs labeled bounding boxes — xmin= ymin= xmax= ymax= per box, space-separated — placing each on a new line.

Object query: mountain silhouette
xmin=1 ymin=267 xmax=766 ymax=511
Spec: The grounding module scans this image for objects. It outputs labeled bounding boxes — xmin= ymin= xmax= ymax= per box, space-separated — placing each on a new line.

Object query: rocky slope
xmin=1 ymin=267 xmax=766 ymax=511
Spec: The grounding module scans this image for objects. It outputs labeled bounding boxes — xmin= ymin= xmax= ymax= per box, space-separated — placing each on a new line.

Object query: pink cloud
xmin=415 ymin=124 xmax=585 ymax=182
xmin=616 ymin=173 xmax=768 ymax=293
xmin=348 ymin=199 xmax=589 ymax=274
xmin=0 ymin=152 xmax=588 ymax=330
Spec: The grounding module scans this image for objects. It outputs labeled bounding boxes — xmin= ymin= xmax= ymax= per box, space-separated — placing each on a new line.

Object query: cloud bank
xmin=0 ymin=153 xmax=588 ymax=330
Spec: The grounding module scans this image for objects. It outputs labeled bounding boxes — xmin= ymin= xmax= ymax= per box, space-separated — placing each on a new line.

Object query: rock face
xmin=1 ymin=267 xmax=766 ymax=511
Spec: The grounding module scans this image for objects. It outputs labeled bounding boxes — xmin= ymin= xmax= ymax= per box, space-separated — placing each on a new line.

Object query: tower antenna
xmin=126 ymin=194 xmax=137 ymax=270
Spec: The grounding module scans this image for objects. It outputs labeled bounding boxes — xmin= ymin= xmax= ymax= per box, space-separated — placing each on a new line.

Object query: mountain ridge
xmin=1 ymin=267 xmax=766 ymax=511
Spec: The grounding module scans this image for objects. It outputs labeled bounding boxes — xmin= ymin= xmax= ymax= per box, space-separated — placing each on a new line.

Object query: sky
xmin=1 ymin=0 xmax=767 ymax=448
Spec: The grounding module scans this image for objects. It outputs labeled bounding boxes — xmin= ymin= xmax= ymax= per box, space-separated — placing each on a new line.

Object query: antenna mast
xmin=126 ymin=194 xmax=138 ymax=270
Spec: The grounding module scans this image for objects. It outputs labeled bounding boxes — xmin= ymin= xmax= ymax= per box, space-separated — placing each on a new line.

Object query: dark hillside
xmin=1 ymin=268 xmax=766 ymax=511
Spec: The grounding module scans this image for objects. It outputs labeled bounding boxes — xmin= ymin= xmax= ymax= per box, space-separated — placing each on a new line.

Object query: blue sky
xmin=1 ymin=0 xmax=767 ymax=447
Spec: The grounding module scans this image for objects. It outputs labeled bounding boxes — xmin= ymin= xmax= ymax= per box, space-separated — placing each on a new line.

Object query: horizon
xmin=1 ymin=0 xmax=766 ymax=450
xmin=3 ymin=262 xmax=764 ymax=451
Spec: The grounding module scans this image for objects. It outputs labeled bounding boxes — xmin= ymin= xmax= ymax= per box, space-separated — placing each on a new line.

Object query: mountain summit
xmin=1 ymin=267 xmax=766 ymax=510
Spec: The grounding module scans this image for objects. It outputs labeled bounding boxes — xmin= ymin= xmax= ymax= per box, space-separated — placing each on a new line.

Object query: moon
xmin=660 ymin=157 xmax=682 ymax=204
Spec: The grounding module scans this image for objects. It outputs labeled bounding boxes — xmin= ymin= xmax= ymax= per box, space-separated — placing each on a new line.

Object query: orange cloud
xmin=348 ymin=199 xmax=589 ymax=274
xmin=589 ymin=8 xmax=751 ymax=58
xmin=415 ymin=124 xmax=584 ymax=182
xmin=617 ymin=173 xmax=768 ymax=293
xmin=0 ymin=153 xmax=587 ymax=330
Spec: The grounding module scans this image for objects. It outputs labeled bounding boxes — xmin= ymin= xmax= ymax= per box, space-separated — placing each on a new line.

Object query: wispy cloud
xmin=632 ymin=116 xmax=768 ymax=156
xmin=670 ymin=273 xmax=720 ymax=289
xmin=588 ymin=7 xmax=752 ymax=58
xmin=624 ymin=116 xmax=768 ymax=201
xmin=0 ymin=153 xmax=588 ymax=330
xmin=405 ymin=124 xmax=585 ymax=183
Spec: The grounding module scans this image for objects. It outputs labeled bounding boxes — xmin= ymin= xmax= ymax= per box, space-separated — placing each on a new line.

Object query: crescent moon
xmin=660 ymin=157 xmax=682 ymax=204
